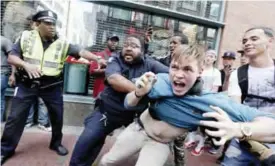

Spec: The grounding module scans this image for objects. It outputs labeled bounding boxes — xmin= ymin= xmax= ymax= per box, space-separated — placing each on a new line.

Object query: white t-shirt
xmin=228 ymin=65 xmax=275 ymax=114
xmin=201 ymin=67 xmax=221 ymax=92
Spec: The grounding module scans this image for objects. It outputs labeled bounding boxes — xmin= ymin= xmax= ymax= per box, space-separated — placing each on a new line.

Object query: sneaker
xmin=38 ymin=124 xmax=52 ymax=132
xmin=191 ymin=147 xmax=204 ymax=156
xmin=208 ymin=147 xmax=219 ymax=155
xmin=25 ymin=123 xmax=34 ymax=128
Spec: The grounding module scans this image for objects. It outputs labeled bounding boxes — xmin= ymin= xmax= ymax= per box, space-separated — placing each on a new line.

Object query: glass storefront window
xmin=1 ymin=0 xmax=220 ymax=96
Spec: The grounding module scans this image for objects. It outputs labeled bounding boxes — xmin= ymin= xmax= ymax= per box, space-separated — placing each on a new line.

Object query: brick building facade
xmin=219 ymin=1 xmax=275 ymax=67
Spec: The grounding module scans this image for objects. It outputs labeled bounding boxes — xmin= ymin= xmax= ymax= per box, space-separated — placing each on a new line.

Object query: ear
xmin=268 ymin=37 xmax=274 ymax=44
xmin=198 ymin=67 xmax=203 ymax=76
xmin=35 ymin=22 xmax=40 ymax=27
xmin=267 ymin=37 xmax=274 ymax=49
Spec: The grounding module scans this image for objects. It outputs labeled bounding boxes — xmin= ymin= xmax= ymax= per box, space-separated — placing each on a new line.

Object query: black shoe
xmin=1 ymin=153 xmax=13 ymax=165
xmin=216 ymin=155 xmax=224 ymax=164
xmin=49 ymin=145 xmax=68 ymax=156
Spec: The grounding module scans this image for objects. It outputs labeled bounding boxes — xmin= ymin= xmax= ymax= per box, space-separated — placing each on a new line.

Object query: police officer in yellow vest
xmin=1 ymin=10 xmax=107 ymax=164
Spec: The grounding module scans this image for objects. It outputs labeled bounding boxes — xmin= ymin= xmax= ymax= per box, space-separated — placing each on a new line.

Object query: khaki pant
xmin=99 ymin=122 xmax=170 ymax=166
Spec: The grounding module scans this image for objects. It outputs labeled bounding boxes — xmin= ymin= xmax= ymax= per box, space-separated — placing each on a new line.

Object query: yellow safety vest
xmin=20 ymin=30 xmax=69 ymax=76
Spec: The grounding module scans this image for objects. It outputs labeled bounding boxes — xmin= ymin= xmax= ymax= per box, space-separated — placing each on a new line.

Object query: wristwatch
xmin=239 ymin=123 xmax=252 ymax=141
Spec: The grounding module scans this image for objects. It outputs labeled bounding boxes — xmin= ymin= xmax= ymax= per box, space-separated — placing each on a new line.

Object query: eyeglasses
xmin=123 ymin=42 xmax=141 ymax=49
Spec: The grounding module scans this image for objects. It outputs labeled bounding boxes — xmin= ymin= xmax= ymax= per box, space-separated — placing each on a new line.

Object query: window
xmin=152 ymin=16 xmax=165 ymax=27
xmin=209 ymin=2 xmax=221 ymax=21
xmin=108 ymin=7 xmax=131 ymax=21
xmin=178 ymin=0 xmax=198 ymax=11
xmin=207 ymin=28 xmax=216 ymax=38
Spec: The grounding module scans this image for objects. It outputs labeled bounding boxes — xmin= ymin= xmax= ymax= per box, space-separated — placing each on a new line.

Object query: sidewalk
xmin=1 ymin=124 xmax=219 ymax=166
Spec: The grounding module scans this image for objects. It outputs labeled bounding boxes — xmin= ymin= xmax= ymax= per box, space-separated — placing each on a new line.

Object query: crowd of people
xmin=1 ymin=9 xmax=275 ymax=166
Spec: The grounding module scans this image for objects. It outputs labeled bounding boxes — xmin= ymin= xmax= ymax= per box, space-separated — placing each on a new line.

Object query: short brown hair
xmin=245 ymin=26 xmax=274 ymax=38
xmin=171 ymin=44 xmax=205 ymax=69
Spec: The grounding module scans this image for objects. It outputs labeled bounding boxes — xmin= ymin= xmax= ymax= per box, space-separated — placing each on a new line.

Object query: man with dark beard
xmin=69 ymin=34 xmax=168 ymax=166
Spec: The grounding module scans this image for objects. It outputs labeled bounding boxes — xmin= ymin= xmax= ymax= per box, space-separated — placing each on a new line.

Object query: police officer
xmin=1 ymin=10 xmax=106 ymax=164
xmin=69 ymin=34 xmax=168 ymax=166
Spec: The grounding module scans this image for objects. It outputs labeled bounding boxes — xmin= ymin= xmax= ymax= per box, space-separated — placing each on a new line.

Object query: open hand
xmin=199 ymin=106 xmax=241 ymax=146
xmin=8 ymin=74 xmax=16 ymax=87
xmin=23 ymin=63 xmax=42 ymax=79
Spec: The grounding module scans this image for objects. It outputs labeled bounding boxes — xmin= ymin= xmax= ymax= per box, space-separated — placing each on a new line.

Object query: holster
xmin=15 ymin=68 xmax=63 ymax=89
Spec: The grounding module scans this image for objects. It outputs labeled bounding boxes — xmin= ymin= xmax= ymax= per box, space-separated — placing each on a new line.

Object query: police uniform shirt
xmin=10 ymin=35 xmax=81 ymax=60
xmin=99 ymin=52 xmax=168 ymax=122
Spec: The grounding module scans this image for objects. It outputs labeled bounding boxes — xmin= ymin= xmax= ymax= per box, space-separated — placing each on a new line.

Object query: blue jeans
xmin=222 ymin=139 xmax=275 ymax=166
xmin=26 ymin=97 xmax=49 ymax=126
xmin=1 ymin=74 xmax=9 ymax=122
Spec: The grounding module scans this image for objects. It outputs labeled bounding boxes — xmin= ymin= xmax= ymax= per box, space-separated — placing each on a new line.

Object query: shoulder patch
xmin=108 ymin=57 xmax=114 ymax=63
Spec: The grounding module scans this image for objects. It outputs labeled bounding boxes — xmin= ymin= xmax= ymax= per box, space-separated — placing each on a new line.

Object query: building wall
xmin=219 ymin=1 xmax=275 ymax=68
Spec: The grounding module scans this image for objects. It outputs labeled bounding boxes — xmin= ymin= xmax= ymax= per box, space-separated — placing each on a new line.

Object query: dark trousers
xmin=174 ymin=134 xmax=188 ymax=166
xmin=1 ymin=83 xmax=64 ymax=156
xmin=70 ymin=109 xmax=129 ymax=166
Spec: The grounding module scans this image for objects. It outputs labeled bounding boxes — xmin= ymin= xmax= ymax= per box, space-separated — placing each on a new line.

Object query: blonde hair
xmin=171 ymin=44 xmax=205 ymax=69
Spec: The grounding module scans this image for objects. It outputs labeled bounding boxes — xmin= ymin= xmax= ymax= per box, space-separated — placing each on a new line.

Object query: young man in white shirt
xmin=201 ymin=50 xmax=222 ymax=92
xmin=223 ymin=26 xmax=275 ymax=166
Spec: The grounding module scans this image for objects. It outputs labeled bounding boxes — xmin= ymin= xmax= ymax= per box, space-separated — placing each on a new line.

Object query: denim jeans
xmin=26 ymin=97 xmax=49 ymax=126
xmin=1 ymin=74 xmax=9 ymax=122
xmin=222 ymin=139 xmax=275 ymax=166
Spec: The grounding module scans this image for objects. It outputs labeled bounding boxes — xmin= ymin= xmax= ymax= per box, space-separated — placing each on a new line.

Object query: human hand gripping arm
xmin=8 ymin=54 xmax=42 ymax=79
xmin=222 ymin=66 xmax=234 ymax=91
xmin=8 ymin=65 xmax=17 ymax=86
xmin=78 ymin=49 xmax=107 ymax=69
xmin=200 ymin=106 xmax=275 ymax=146
xmin=125 ymin=72 xmax=157 ymax=108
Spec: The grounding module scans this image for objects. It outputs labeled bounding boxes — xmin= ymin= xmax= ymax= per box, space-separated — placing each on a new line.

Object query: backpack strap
xmin=237 ymin=59 xmax=275 ymax=103
xmin=237 ymin=64 xmax=249 ymax=103
xmin=273 ymin=59 xmax=275 ymax=82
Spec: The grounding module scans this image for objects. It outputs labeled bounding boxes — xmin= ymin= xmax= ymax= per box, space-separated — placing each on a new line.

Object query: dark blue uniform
xmin=1 ymin=37 xmax=80 ymax=157
xmin=70 ymin=52 xmax=168 ymax=166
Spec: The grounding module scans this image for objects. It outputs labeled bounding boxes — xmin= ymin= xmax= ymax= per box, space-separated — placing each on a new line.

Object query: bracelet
xmin=134 ymin=91 xmax=142 ymax=98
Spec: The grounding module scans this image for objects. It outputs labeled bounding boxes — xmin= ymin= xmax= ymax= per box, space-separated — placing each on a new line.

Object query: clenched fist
xmin=135 ymin=72 xmax=157 ymax=97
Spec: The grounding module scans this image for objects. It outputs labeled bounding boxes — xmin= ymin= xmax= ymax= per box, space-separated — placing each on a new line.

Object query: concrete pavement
xmin=1 ymin=124 xmax=219 ymax=166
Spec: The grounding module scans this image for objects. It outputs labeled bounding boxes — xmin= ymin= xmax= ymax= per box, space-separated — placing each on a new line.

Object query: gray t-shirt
xmin=1 ymin=36 xmax=13 ymax=74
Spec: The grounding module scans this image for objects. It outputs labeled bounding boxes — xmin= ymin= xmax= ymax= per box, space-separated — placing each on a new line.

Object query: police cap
xmin=32 ymin=10 xmax=57 ymax=23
